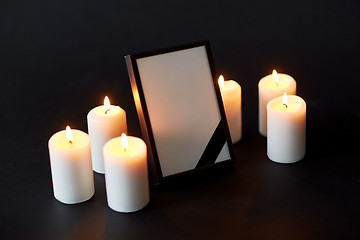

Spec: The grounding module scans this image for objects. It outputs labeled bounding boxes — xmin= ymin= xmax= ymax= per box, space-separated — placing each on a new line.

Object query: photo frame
xmin=125 ymin=41 xmax=235 ymax=184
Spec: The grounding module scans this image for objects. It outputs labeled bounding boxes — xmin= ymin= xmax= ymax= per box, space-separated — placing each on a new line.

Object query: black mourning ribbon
xmin=195 ymin=120 xmax=227 ymax=168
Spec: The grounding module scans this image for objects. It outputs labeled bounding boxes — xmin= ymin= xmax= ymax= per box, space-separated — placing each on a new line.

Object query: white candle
xmin=258 ymin=70 xmax=296 ymax=136
xmin=87 ymin=96 xmax=127 ymax=174
xmin=103 ymin=133 xmax=149 ymax=213
xmin=218 ymin=75 xmax=242 ymax=143
xmin=48 ymin=126 xmax=95 ymax=204
xmin=267 ymin=93 xmax=306 ymax=163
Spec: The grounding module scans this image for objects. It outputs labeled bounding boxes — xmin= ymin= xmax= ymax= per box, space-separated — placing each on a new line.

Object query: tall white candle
xmin=48 ymin=126 xmax=95 ymax=204
xmin=103 ymin=134 xmax=149 ymax=213
xmin=218 ymin=75 xmax=242 ymax=143
xmin=258 ymin=70 xmax=296 ymax=136
xmin=87 ymin=96 xmax=127 ymax=174
xmin=267 ymin=93 xmax=306 ymax=163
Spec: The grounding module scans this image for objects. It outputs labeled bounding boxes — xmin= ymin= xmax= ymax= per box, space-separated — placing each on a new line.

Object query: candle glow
xmin=87 ymin=95 xmax=127 ymax=174
xmin=282 ymin=92 xmax=288 ymax=108
xmin=218 ymin=75 xmax=225 ymax=91
xmin=258 ymin=71 xmax=296 ymax=136
xmin=217 ymin=75 xmax=242 ymax=143
xmin=48 ymin=127 xmax=94 ymax=204
xmin=103 ymin=135 xmax=149 ymax=212
xmin=266 ymin=94 xmax=306 ymax=163
xmin=121 ymin=133 xmax=128 ymax=151
xmin=104 ymin=96 xmax=111 ymax=114
xmin=66 ymin=126 xmax=73 ymax=144
xmin=272 ymin=70 xmax=279 ymax=86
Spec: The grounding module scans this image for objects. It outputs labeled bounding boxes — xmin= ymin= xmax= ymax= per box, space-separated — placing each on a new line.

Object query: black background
xmin=1 ymin=0 xmax=359 ymax=239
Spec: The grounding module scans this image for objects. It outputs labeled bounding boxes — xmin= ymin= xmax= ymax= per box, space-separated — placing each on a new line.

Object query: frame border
xmin=125 ymin=40 xmax=235 ymax=184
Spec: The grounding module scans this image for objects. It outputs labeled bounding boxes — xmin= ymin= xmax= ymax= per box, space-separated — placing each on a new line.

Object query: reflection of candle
xmin=218 ymin=75 xmax=242 ymax=143
xmin=103 ymin=133 xmax=149 ymax=213
xmin=258 ymin=70 xmax=296 ymax=136
xmin=267 ymin=93 xmax=306 ymax=163
xmin=48 ymin=126 xmax=95 ymax=204
xmin=87 ymin=96 xmax=127 ymax=174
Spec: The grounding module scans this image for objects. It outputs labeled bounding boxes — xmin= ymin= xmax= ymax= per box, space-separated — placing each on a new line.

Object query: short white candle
xmin=267 ymin=93 xmax=306 ymax=163
xmin=258 ymin=70 xmax=296 ymax=136
xmin=48 ymin=126 xmax=95 ymax=204
xmin=218 ymin=75 xmax=242 ymax=143
xmin=87 ymin=96 xmax=127 ymax=174
xmin=103 ymin=134 xmax=149 ymax=213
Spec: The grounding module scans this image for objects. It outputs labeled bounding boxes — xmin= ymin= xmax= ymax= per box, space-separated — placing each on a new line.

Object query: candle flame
xmin=66 ymin=125 xmax=73 ymax=144
xmin=282 ymin=92 xmax=288 ymax=108
xmin=218 ymin=75 xmax=224 ymax=91
xmin=121 ymin=133 xmax=128 ymax=152
xmin=272 ymin=69 xmax=279 ymax=86
xmin=104 ymin=96 xmax=110 ymax=114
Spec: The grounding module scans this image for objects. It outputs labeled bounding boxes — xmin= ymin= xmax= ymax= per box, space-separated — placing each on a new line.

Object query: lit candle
xmin=266 ymin=93 xmax=306 ymax=163
xmin=258 ymin=70 xmax=296 ymax=136
xmin=87 ymin=96 xmax=127 ymax=174
xmin=103 ymin=133 xmax=149 ymax=213
xmin=218 ymin=75 xmax=242 ymax=143
xmin=48 ymin=126 xmax=95 ymax=204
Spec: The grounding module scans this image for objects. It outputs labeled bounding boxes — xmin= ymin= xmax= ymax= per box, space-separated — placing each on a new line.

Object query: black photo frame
xmin=125 ymin=41 xmax=235 ymax=184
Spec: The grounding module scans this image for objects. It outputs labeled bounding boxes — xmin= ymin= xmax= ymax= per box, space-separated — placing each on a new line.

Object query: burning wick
xmin=121 ymin=133 xmax=128 ymax=152
xmin=272 ymin=69 xmax=279 ymax=87
xmin=104 ymin=96 xmax=111 ymax=114
xmin=282 ymin=92 xmax=288 ymax=109
xmin=66 ymin=126 xmax=73 ymax=144
xmin=218 ymin=75 xmax=225 ymax=91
